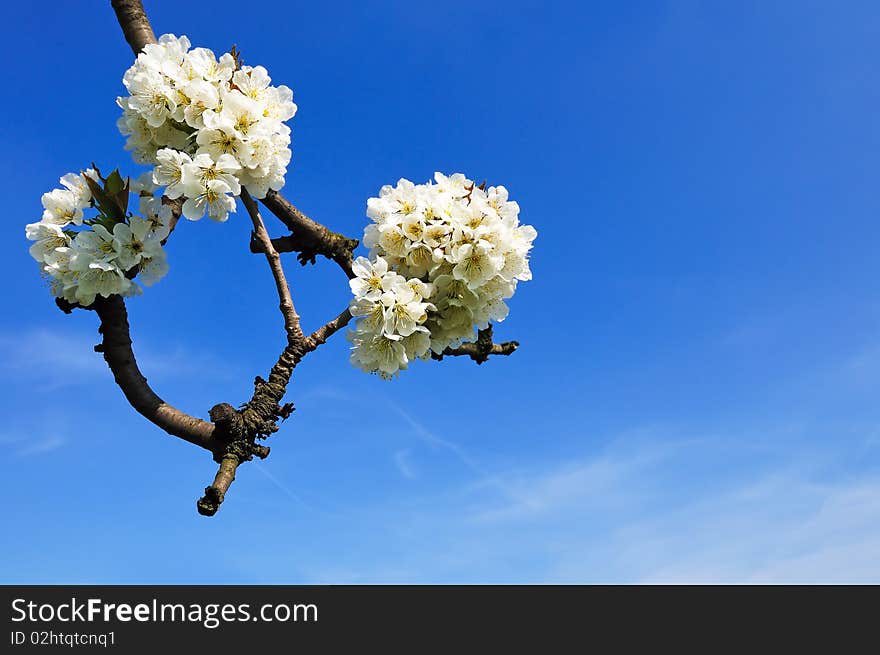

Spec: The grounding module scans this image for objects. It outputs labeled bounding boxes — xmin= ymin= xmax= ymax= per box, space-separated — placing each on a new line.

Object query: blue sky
xmin=1 ymin=0 xmax=880 ymax=583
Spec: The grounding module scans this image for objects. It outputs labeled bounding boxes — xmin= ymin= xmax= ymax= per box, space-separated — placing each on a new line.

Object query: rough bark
xmin=194 ymin=189 xmax=309 ymax=513
xmin=197 ymin=454 xmax=239 ymax=516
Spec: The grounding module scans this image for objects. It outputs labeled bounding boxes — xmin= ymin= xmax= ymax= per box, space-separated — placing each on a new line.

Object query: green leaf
xmin=83 ymin=174 xmax=112 ymax=213
xmin=105 ymin=169 xmax=125 ymax=196
xmin=115 ymin=175 xmax=130 ymax=216
xmin=83 ymin=168 xmax=130 ymax=222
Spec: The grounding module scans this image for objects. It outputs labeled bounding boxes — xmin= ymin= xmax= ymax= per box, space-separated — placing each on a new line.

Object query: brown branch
xmin=107 ymin=0 xmax=299 ymax=516
xmin=204 ymin=339 xmax=310 ymax=518
xmin=304 ymin=308 xmax=352 ymax=351
xmin=195 ymin=188 xmax=352 ymax=515
xmin=191 ymin=188 xmax=312 ymax=515
xmin=110 ymin=0 xmax=357 ymax=279
xmin=66 ymin=295 xmax=218 ymax=451
xmin=432 ymin=324 xmax=519 ymax=365
xmin=196 ymin=454 xmax=239 ymax=516
xmin=104 ymin=0 xmax=521 ymax=518
xmin=257 ymin=190 xmax=358 ymax=278
xmin=111 ymin=0 xmax=157 ymax=53
xmin=240 ymin=188 xmax=305 ymax=344
xmin=159 ymin=196 xmax=182 ymax=243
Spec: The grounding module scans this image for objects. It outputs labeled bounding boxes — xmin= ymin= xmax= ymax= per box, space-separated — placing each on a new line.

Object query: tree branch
xmin=257 ymin=190 xmax=358 ymax=278
xmin=305 ymin=308 xmax=352 ymax=351
xmin=110 ymin=0 xmax=358 ymax=278
xmin=196 ymin=309 xmax=353 ymax=517
xmin=196 ymin=454 xmax=239 ymax=516
xmin=432 ymin=324 xmax=519 ymax=364
xmin=191 ymin=188 xmax=313 ymax=515
xmin=110 ymin=0 xmax=157 ymax=52
xmin=104 ymin=0 xmax=522 ymax=517
xmin=159 ymin=196 xmax=182 ymax=244
xmin=63 ymin=295 xmax=218 ymax=451
xmin=240 ymin=188 xmax=305 ymax=345
xmin=196 ymin=188 xmax=358 ymax=515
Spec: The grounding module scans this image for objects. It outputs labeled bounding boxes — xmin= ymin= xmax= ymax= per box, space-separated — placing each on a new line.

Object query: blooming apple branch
xmin=24 ymin=0 xmax=534 ymax=516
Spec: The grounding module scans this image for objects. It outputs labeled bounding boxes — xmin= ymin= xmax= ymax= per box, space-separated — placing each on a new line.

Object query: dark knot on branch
xmin=198 ymin=401 xmax=277 ymax=516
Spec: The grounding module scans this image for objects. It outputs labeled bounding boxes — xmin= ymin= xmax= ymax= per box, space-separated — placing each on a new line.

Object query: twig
xmin=304 ymin=308 xmax=353 ymax=351
xmin=103 ymin=0 xmax=521 ymax=517
xmin=192 ymin=188 xmax=311 ymax=515
xmin=432 ymin=324 xmax=519 ymax=364
xmin=240 ymin=188 xmax=304 ymax=344
xmin=196 ymin=454 xmax=239 ymax=516
xmin=258 ymin=190 xmax=358 ymax=278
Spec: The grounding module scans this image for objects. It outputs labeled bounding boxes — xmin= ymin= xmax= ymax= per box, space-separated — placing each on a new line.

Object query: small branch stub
xmin=197 ymin=454 xmax=239 ymax=516
xmin=433 ymin=324 xmax=520 ymax=364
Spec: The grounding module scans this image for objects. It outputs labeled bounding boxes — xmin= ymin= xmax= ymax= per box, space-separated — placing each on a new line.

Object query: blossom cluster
xmin=348 ymin=173 xmax=536 ymax=377
xmin=347 ymin=256 xmax=435 ymax=376
xmin=25 ymin=170 xmax=172 ymax=307
xmin=117 ymin=34 xmax=297 ymax=221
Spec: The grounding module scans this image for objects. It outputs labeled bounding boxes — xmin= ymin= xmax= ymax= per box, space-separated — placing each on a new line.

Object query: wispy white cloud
xmin=0 ymin=326 xmax=236 ymax=389
xmin=0 ymin=328 xmax=104 ymax=382
xmin=393 ymin=449 xmax=417 ymax=479
xmin=839 ymin=341 xmax=880 ymax=387
xmin=0 ymin=432 xmax=66 ymax=457
xmin=296 ymin=386 xmax=528 ymax=502
xmin=250 ymin=461 xmax=320 ymax=513
xmin=466 ymin=445 xmax=665 ymax=524
xmin=213 ymin=361 xmax=880 ymax=583
xmin=282 ymin=421 xmax=880 ymax=583
xmin=390 ymin=402 xmax=487 ymax=472
xmin=16 ymin=435 xmax=66 ymax=457
xmin=471 ymin=441 xmax=880 ymax=582
xmin=383 ymin=398 xmax=529 ymax=506
xmin=615 ymin=472 xmax=880 ymax=584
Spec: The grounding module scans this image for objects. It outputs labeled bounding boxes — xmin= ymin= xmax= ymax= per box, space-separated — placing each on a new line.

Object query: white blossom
xmin=181 ymin=179 xmax=236 ymax=222
xmin=26 ymin=169 xmax=172 ymax=307
xmin=348 ymin=329 xmax=409 ymax=378
xmin=349 ymin=256 xmax=391 ymax=301
xmin=74 ymin=261 xmax=132 ymax=307
xmin=112 ymin=217 xmax=165 ymax=272
xmin=25 ymin=222 xmax=70 ymax=262
xmin=181 ymin=153 xmax=242 ymax=197
xmin=117 ymin=34 xmax=296 ymax=201
xmin=181 ymin=78 xmax=220 ymax=128
xmin=348 ymin=173 xmax=535 ymax=377
xmin=153 ymin=148 xmax=192 ymax=199
xmin=41 ymin=188 xmax=83 ymax=226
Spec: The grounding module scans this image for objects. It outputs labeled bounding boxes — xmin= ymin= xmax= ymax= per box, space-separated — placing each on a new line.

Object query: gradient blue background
xmin=1 ymin=0 xmax=879 ymax=582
